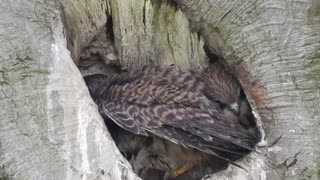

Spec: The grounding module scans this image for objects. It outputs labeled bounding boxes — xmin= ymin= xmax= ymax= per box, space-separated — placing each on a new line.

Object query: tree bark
xmin=0 ymin=0 xmax=138 ymax=179
xmin=176 ymin=0 xmax=320 ymax=179
xmin=110 ymin=0 xmax=208 ymax=71
xmin=1 ymin=0 xmax=319 ymax=180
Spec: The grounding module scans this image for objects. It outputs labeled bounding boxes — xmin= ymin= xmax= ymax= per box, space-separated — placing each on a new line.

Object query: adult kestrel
xmin=84 ymin=63 xmax=260 ymax=178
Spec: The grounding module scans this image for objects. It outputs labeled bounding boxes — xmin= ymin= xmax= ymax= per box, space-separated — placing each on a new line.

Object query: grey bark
xmin=0 ymin=0 xmax=138 ymax=179
xmin=174 ymin=0 xmax=320 ymax=179
xmin=1 ymin=0 xmax=320 ymax=180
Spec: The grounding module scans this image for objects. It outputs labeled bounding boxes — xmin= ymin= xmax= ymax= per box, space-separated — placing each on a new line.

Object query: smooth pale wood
xmin=0 ymin=0 xmax=139 ymax=179
xmin=110 ymin=0 xmax=208 ymax=71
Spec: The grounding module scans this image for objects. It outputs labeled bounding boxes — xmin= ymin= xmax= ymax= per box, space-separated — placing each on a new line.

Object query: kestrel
xmin=84 ymin=63 xmax=260 ymax=178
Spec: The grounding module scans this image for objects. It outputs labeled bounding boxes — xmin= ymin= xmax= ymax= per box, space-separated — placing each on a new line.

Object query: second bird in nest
xmin=84 ymin=62 xmax=261 ymax=179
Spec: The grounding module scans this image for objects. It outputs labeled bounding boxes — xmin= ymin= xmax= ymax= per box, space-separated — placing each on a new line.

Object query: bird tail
xmin=150 ymin=126 xmax=252 ymax=171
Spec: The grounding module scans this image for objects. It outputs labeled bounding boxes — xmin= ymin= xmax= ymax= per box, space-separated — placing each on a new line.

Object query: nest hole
xmin=73 ymin=14 xmax=261 ymax=180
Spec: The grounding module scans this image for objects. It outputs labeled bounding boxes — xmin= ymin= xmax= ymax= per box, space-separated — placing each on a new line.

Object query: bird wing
xmin=99 ymin=101 xmax=141 ymax=134
xmin=99 ymin=65 xmax=258 ymax=160
xmin=106 ymin=65 xmax=207 ymax=107
xmin=100 ymin=100 xmax=257 ymax=160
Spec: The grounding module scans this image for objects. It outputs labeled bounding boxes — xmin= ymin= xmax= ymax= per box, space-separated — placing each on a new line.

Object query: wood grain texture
xmin=1 ymin=0 xmax=319 ymax=179
xmin=0 ymin=1 xmax=139 ymax=179
xmin=110 ymin=0 xmax=208 ymax=71
xmin=174 ymin=0 xmax=320 ymax=179
xmin=62 ymin=0 xmax=108 ymax=64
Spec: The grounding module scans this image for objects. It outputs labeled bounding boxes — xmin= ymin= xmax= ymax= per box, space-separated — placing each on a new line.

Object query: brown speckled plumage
xmin=200 ymin=63 xmax=240 ymax=106
xmin=84 ymin=64 xmax=260 ymax=177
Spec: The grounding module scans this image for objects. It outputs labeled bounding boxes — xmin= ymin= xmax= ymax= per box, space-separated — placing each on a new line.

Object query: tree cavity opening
xmin=73 ymin=11 xmax=261 ymax=180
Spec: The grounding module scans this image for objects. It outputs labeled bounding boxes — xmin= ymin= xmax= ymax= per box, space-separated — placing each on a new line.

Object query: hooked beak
xmin=228 ymin=102 xmax=240 ymax=115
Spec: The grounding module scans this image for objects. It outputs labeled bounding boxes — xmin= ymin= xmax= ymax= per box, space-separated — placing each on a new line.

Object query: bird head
xmin=227 ymin=101 xmax=240 ymax=115
xmin=200 ymin=63 xmax=243 ymax=115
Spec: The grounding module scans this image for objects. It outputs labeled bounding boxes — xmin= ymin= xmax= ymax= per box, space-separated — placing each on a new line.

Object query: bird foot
xmin=170 ymin=164 xmax=193 ymax=179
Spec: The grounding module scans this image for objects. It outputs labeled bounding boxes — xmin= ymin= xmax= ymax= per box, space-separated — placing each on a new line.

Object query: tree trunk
xmin=0 ymin=0 xmax=138 ymax=179
xmin=110 ymin=0 xmax=320 ymax=179
xmin=175 ymin=0 xmax=320 ymax=179
xmin=1 ymin=0 xmax=319 ymax=180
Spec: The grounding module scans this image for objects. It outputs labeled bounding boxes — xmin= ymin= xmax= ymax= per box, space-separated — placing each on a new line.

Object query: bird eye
xmin=215 ymin=101 xmax=225 ymax=110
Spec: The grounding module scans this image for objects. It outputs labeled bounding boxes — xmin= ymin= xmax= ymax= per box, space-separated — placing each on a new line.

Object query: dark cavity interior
xmin=77 ymin=24 xmax=261 ymax=180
